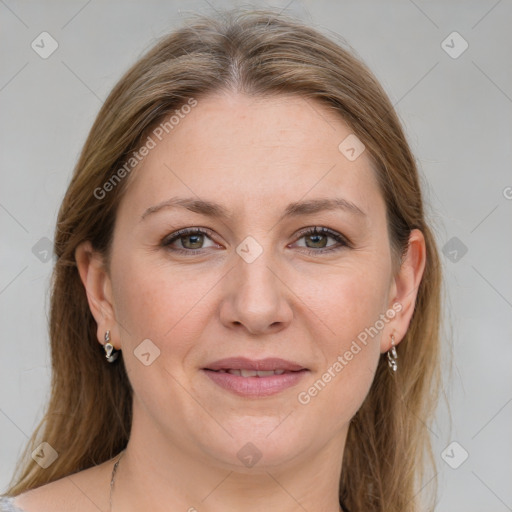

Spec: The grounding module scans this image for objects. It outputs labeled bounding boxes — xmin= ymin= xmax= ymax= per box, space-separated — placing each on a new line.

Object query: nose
xmin=219 ymin=246 xmax=293 ymax=336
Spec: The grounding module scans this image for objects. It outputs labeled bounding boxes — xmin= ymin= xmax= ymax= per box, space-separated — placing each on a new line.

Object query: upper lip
xmin=204 ymin=357 xmax=307 ymax=372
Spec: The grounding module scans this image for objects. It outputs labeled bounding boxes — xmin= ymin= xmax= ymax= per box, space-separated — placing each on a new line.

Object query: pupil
xmin=185 ymin=234 xmax=202 ymax=248
xmin=308 ymin=234 xmax=327 ymax=248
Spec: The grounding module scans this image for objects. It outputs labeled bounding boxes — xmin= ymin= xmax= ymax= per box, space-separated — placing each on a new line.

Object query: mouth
xmin=207 ymin=368 xmax=296 ymax=377
xmin=203 ymin=356 xmax=307 ymax=372
xmin=202 ymin=357 xmax=309 ymax=397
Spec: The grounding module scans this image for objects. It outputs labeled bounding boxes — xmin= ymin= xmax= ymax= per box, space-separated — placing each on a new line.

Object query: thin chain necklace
xmin=109 ymin=450 xmax=125 ymax=512
xmin=108 ymin=450 xmax=343 ymax=512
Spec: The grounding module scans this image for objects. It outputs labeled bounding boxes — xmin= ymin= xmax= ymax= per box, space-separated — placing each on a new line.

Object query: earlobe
xmin=75 ymin=241 xmax=116 ymax=344
xmin=382 ymin=229 xmax=426 ymax=352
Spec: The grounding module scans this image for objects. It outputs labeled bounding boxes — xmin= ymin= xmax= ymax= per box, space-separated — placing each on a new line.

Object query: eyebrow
xmin=140 ymin=196 xmax=366 ymax=222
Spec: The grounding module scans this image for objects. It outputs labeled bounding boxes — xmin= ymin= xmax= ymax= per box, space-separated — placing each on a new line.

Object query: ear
xmin=381 ymin=228 xmax=426 ymax=353
xmin=75 ymin=241 xmax=120 ymax=349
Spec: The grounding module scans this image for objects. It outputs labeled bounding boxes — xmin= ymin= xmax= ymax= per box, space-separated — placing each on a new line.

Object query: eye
xmin=292 ymin=226 xmax=350 ymax=255
xmin=161 ymin=227 xmax=219 ymax=255
xmin=161 ymin=226 xmax=350 ymax=256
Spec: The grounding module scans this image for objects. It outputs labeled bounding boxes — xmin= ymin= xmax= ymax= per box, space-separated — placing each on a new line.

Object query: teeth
xmin=224 ymin=369 xmax=289 ymax=377
xmin=240 ymin=369 xmax=258 ymax=377
xmin=256 ymin=370 xmax=276 ymax=377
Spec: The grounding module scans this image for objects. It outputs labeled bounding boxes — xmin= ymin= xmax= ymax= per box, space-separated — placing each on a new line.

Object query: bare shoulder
xmin=12 ymin=459 xmax=113 ymax=512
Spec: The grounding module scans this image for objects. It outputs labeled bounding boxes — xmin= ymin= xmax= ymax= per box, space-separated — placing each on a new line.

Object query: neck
xmin=111 ymin=402 xmax=347 ymax=511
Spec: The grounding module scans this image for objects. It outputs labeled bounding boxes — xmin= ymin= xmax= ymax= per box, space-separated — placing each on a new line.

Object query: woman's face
xmin=92 ymin=92 xmax=419 ymax=470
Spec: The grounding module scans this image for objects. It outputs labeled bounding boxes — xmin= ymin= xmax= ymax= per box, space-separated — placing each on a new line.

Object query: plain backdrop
xmin=1 ymin=1 xmax=511 ymax=510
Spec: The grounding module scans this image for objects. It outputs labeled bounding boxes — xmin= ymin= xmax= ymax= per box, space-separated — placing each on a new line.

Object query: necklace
xmin=108 ymin=450 xmax=343 ymax=512
xmin=109 ymin=450 xmax=125 ymax=512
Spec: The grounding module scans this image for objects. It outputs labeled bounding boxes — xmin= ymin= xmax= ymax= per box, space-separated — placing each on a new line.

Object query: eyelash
xmin=161 ymin=226 xmax=350 ymax=256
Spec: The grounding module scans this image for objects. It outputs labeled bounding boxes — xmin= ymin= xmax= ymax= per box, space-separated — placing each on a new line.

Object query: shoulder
xmin=6 ymin=460 xmax=113 ymax=512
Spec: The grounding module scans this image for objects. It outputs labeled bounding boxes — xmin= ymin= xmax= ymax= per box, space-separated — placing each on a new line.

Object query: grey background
xmin=1 ymin=0 xmax=511 ymax=510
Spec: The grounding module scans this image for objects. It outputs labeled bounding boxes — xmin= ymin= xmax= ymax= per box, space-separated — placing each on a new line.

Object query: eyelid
xmin=293 ymin=226 xmax=351 ymax=247
xmin=161 ymin=227 xmax=219 ymax=248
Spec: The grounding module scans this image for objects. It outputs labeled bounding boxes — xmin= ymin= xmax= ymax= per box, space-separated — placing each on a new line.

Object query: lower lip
xmin=202 ymin=369 xmax=309 ymax=397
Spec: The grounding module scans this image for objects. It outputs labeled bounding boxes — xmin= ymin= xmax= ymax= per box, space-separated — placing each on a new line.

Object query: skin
xmin=16 ymin=92 xmax=425 ymax=512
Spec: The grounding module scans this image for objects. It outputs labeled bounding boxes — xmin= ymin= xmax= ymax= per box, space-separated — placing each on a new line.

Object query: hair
xmin=4 ymin=7 xmax=443 ymax=511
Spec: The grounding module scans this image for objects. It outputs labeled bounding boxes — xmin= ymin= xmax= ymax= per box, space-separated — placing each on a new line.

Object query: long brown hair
xmin=4 ymin=8 xmax=443 ymax=511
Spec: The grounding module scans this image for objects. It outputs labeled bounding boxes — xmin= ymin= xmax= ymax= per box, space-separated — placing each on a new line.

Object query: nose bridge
xmin=222 ymin=231 xmax=292 ymax=333
xmin=235 ymin=233 xmax=281 ymax=302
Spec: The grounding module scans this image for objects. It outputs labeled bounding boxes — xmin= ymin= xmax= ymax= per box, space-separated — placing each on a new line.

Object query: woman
xmin=1 ymin=7 xmax=442 ymax=512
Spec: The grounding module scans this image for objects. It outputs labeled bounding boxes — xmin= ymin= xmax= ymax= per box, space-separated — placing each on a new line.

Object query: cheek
xmin=110 ymin=257 xmax=209 ymax=417
xmin=292 ymin=263 xmax=389 ymax=416
xmin=110 ymin=251 xmax=216 ymax=357
xmin=294 ymin=260 xmax=390 ymax=345
xmin=297 ymin=312 xmax=381 ymax=430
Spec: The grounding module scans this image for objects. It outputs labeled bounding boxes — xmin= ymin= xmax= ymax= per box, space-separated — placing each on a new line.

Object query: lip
xmin=202 ymin=357 xmax=309 ymax=398
xmin=204 ymin=357 xmax=307 ymax=372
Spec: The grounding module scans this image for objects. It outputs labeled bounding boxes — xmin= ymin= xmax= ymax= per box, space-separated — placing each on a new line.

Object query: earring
xmin=387 ymin=334 xmax=398 ymax=372
xmin=104 ymin=330 xmax=119 ymax=363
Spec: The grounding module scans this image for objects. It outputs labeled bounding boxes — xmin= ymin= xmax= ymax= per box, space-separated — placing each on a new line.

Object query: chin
xmin=196 ymin=423 xmax=311 ymax=471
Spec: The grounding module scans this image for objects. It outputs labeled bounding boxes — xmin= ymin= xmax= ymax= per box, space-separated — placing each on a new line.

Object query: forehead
xmin=118 ymin=92 xmax=384 ymax=224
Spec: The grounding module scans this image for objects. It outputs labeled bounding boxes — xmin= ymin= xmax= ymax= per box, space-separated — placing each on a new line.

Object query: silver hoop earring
xmin=387 ymin=334 xmax=398 ymax=372
xmin=104 ymin=330 xmax=119 ymax=363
